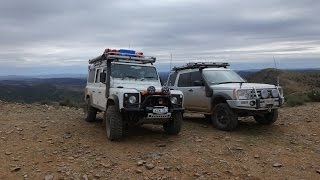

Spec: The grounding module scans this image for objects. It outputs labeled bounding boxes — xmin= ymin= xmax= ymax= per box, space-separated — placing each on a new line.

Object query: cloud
xmin=0 ymin=0 xmax=319 ymax=75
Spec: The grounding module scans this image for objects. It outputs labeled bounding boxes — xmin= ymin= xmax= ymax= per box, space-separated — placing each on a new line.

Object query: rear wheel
xmin=163 ymin=113 xmax=182 ymax=135
xmin=254 ymin=109 xmax=278 ymax=125
xmin=84 ymin=98 xmax=97 ymax=122
xmin=212 ymin=103 xmax=238 ymax=131
xmin=106 ymin=105 xmax=123 ymax=141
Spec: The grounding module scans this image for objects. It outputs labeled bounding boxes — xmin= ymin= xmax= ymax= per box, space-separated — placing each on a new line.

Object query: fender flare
xmin=107 ymin=95 xmax=120 ymax=110
xmin=211 ymin=93 xmax=232 ymax=105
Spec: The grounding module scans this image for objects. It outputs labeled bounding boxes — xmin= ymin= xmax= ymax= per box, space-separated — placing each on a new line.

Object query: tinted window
xmin=190 ymin=71 xmax=203 ymax=86
xmin=167 ymin=72 xmax=177 ymax=86
xmin=178 ymin=72 xmax=191 ymax=87
xmin=88 ymin=68 xmax=95 ymax=83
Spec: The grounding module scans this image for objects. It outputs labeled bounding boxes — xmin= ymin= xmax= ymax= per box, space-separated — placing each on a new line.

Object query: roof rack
xmin=173 ymin=62 xmax=230 ymax=71
xmin=89 ymin=49 xmax=156 ymax=65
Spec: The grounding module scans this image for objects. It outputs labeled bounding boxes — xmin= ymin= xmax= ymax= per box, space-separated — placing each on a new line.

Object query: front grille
xmin=141 ymin=95 xmax=170 ymax=107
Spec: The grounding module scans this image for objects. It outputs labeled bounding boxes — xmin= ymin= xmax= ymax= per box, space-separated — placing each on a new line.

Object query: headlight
xmin=128 ymin=96 xmax=137 ymax=104
xmin=171 ymin=97 xmax=178 ymax=104
xmin=261 ymin=89 xmax=269 ymax=99
xmin=237 ymin=89 xmax=252 ymax=100
xmin=271 ymin=89 xmax=279 ymax=98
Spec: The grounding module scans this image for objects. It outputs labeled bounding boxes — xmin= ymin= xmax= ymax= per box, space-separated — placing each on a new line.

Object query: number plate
xmin=264 ymin=99 xmax=274 ymax=104
xmin=153 ymin=107 xmax=168 ymax=114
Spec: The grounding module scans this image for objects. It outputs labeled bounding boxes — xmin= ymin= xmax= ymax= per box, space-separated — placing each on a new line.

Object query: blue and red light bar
xmin=89 ymin=48 xmax=155 ymax=64
xmin=104 ymin=48 xmax=144 ymax=58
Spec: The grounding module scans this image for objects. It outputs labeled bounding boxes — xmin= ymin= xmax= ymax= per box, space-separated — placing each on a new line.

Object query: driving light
xmin=261 ymin=89 xmax=269 ymax=99
xmin=147 ymin=86 xmax=156 ymax=94
xmin=128 ymin=96 xmax=137 ymax=104
xmin=271 ymin=89 xmax=279 ymax=98
xmin=161 ymin=86 xmax=170 ymax=95
xmin=171 ymin=97 xmax=178 ymax=104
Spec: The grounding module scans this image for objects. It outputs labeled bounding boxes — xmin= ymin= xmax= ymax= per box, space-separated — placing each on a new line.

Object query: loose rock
xmin=10 ymin=166 xmax=21 ymax=172
xmin=44 ymin=174 xmax=54 ymax=180
xmin=145 ymin=163 xmax=155 ymax=170
xmin=137 ymin=160 xmax=146 ymax=166
xmin=273 ymin=163 xmax=282 ymax=168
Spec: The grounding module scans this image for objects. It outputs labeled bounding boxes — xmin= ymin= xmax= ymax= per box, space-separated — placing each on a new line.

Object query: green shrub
xmin=285 ymin=93 xmax=309 ymax=107
xmin=308 ymin=89 xmax=320 ymax=102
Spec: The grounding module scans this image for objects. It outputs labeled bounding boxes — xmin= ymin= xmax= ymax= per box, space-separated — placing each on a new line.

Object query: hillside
xmin=0 ymin=69 xmax=319 ymax=107
xmin=245 ymin=69 xmax=320 ymax=94
xmin=1 ymin=101 xmax=319 ymax=179
xmin=0 ymin=78 xmax=86 ymax=106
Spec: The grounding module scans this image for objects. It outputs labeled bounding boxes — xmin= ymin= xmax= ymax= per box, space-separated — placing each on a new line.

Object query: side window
xmin=190 ymin=71 xmax=203 ymax=86
xmin=95 ymin=69 xmax=100 ymax=83
xmin=178 ymin=72 xmax=191 ymax=87
xmin=88 ymin=68 xmax=95 ymax=83
xmin=168 ymin=72 xmax=177 ymax=86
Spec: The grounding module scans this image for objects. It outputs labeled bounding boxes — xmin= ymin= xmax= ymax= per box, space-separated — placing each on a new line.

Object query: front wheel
xmin=212 ymin=103 xmax=238 ymax=131
xmin=163 ymin=113 xmax=182 ymax=135
xmin=84 ymin=98 xmax=97 ymax=122
xmin=254 ymin=109 xmax=278 ymax=125
xmin=106 ymin=105 xmax=123 ymax=141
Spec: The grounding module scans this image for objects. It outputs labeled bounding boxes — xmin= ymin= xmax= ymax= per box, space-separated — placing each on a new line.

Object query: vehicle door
xmin=97 ymin=68 xmax=107 ymax=110
xmin=92 ymin=68 xmax=102 ymax=108
xmin=189 ymin=71 xmax=211 ymax=112
xmin=176 ymin=71 xmax=193 ymax=111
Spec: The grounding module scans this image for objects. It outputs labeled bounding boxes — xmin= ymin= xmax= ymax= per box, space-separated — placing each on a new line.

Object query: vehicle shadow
xmin=183 ymin=115 xmax=283 ymax=136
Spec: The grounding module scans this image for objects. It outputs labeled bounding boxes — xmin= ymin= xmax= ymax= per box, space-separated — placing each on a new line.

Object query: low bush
xmin=285 ymin=93 xmax=309 ymax=107
xmin=307 ymin=89 xmax=320 ymax=102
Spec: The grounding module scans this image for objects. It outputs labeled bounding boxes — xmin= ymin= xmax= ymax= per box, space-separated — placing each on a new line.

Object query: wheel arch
xmin=211 ymin=93 xmax=232 ymax=109
xmin=107 ymin=95 xmax=120 ymax=110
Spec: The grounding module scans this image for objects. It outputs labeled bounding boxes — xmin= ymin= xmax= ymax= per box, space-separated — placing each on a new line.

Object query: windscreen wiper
xmin=217 ymin=81 xmax=244 ymax=84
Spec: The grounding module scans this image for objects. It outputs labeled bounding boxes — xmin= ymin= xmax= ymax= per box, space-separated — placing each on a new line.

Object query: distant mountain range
xmin=0 ymin=68 xmax=319 ymax=106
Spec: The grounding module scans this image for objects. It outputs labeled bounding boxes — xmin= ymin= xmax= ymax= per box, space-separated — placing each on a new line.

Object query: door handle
xmin=92 ymin=90 xmax=95 ymax=92
xmin=188 ymin=89 xmax=193 ymax=92
xmin=98 ymin=92 xmax=101 ymax=93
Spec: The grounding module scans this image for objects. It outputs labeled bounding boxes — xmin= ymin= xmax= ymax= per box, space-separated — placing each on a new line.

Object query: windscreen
xmin=203 ymin=70 xmax=245 ymax=84
xmin=111 ymin=64 xmax=158 ymax=80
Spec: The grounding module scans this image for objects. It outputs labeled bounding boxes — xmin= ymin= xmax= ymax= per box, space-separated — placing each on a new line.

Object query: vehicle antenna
xmin=169 ymin=53 xmax=173 ymax=71
xmin=166 ymin=52 xmax=173 ymax=86
xmin=273 ymin=56 xmax=280 ymax=86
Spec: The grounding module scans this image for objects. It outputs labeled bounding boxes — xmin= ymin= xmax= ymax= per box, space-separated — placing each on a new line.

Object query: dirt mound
xmin=0 ymin=101 xmax=319 ymax=179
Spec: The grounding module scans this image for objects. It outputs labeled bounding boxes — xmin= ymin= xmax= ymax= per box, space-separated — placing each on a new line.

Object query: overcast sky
xmin=0 ymin=0 xmax=320 ymax=75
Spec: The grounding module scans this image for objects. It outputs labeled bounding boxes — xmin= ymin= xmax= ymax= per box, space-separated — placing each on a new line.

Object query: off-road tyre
xmin=254 ymin=109 xmax=278 ymax=125
xmin=106 ymin=105 xmax=123 ymax=141
xmin=84 ymin=98 xmax=97 ymax=122
xmin=163 ymin=112 xmax=182 ymax=135
xmin=212 ymin=103 xmax=238 ymax=131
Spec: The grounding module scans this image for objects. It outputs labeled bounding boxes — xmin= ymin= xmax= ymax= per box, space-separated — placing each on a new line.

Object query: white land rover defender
xmin=167 ymin=62 xmax=284 ymax=131
xmin=84 ymin=48 xmax=184 ymax=140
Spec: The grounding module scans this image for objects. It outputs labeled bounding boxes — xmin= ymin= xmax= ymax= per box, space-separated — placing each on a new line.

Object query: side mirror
xmin=193 ymin=80 xmax=204 ymax=86
xmin=100 ymin=72 xmax=106 ymax=83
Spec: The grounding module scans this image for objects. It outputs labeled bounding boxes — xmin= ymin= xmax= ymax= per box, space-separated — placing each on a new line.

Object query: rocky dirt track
xmin=0 ymin=101 xmax=320 ymax=180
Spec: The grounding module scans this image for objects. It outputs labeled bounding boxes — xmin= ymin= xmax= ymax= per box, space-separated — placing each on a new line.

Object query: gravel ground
xmin=0 ymin=101 xmax=319 ymax=179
